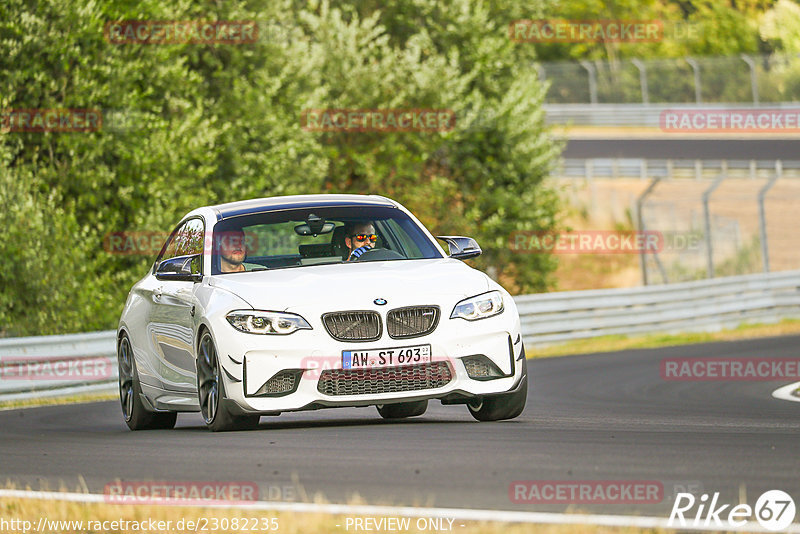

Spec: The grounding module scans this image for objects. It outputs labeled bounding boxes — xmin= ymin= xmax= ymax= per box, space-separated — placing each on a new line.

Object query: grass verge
xmin=0 ymin=493 xmax=673 ymax=534
xmin=0 ymin=391 xmax=116 ymax=411
xmin=529 ymin=319 xmax=800 ymax=358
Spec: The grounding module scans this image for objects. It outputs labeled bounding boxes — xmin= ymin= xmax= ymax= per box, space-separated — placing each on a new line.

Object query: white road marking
xmin=772 ymin=381 xmax=800 ymax=403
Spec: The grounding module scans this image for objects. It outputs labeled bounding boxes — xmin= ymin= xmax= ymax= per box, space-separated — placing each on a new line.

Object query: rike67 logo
xmin=669 ymin=489 xmax=796 ymax=531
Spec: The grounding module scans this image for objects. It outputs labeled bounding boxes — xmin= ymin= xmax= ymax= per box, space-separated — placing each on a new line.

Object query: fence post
xmin=702 ymin=161 xmax=727 ymax=278
xmin=631 ymin=59 xmax=649 ymax=104
xmin=579 ymin=60 xmax=598 ymax=104
xmin=741 ymin=55 xmax=759 ymax=105
xmin=536 ymin=63 xmax=546 ymax=84
xmin=637 ymin=176 xmax=662 ymax=286
xmin=759 ymin=160 xmax=782 ymax=272
xmin=686 ymin=58 xmax=702 ymax=103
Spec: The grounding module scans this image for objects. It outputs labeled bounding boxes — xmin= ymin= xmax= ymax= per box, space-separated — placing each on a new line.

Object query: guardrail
xmin=554 ymin=158 xmax=800 ymax=181
xmin=2 ymin=270 xmax=800 ymax=400
xmin=0 ymin=331 xmax=117 ymax=401
xmin=517 ymin=270 xmax=800 ymax=346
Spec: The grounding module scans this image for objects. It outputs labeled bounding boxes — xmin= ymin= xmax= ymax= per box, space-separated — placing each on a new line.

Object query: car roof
xmin=208 ymin=194 xmax=398 ymax=221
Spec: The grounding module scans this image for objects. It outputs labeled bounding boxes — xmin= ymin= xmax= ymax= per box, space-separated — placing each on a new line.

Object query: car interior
xmin=211 ymin=219 xmax=389 ymax=273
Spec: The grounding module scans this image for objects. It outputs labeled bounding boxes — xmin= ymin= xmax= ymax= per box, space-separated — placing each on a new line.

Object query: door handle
xmin=153 ymin=287 xmax=163 ymax=300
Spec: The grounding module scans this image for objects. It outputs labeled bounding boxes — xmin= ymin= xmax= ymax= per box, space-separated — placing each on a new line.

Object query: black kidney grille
xmin=322 ymin=311 xmax=382 ymax=342
xmin=317 ymin=361 xmax=452 ymax=396
xmin=387 ymin=306 xmax=440 ymax=339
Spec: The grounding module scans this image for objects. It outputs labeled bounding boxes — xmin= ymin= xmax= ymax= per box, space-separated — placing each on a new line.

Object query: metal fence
xmin=2 ymin=270 xmax=800 ymax=399
xmin=553 ymin=158 xmax=800 ymax=285
xmin=540 ymin=53 xmax=800 ymax=104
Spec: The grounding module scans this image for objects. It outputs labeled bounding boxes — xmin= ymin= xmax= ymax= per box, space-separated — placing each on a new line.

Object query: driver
xmin=345 ymin=222 xmax=377 ymax=261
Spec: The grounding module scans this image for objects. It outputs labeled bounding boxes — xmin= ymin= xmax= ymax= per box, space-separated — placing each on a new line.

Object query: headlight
xmin=226 ymin=310 xmax=312 ymax=335
xmin=450 ymin=291 xmax=504 ymax=321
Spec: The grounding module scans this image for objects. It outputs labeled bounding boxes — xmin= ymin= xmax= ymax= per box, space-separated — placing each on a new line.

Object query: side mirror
xmin=155 ymin=254 xmax=202 ymax=282
xmin=436 ymin=236 xmax=482 ymax=260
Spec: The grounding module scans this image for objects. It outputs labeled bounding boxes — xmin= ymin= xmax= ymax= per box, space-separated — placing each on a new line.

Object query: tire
xmin=467 ymin=356 xmax=528 ymax=422
xmin=197 ymin=331 xmax=260 ymax=432
xmin=376 ymin=399 xmax=428 ymax=419
xmin=118 ymin=334 xmax=177 ymax=431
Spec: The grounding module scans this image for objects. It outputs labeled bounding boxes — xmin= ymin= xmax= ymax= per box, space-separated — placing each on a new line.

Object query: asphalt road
xmin=2 ymin=335 xmax=799 ymax=517
xmin=563 ymin=138 xmax=800 ymax=160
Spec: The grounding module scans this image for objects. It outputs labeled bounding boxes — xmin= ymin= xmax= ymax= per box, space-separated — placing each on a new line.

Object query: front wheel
xmin=467 ymin=356 xmax=528 ymax=422
xmin=197 ymin=331 xmax=260 ymax=432
xmin=118 ymin=334 xmax=177 ymax=430
xmin=376 ymin=399 xmax=428 ymax=419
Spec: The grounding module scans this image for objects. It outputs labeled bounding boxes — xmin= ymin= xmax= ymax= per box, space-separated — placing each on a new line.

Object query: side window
xmin=157 ymin=218 xmax=205 ymax=274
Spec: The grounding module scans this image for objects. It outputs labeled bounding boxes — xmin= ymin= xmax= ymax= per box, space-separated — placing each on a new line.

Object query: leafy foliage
xmin=3 ymin=0 xmax=780 ymax=336
xmin=0 ymin=0 xmax=560 ymax=335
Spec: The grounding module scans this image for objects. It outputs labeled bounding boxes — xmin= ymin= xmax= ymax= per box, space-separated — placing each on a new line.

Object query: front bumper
xmin=215 ymin=313 xmax=525 ymax=414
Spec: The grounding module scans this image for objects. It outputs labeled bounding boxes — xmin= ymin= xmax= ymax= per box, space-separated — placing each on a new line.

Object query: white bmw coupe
xmin=117 ymin=194 xmax=528 ymax=431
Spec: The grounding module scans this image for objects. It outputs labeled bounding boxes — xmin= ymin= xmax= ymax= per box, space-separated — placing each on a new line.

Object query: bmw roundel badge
xmin=374 ymin=298 xmax=387 ymax=305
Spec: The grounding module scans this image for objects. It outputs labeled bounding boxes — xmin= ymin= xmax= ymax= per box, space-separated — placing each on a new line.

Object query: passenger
xmin=218 ymin=229 xmax=248 ymax=272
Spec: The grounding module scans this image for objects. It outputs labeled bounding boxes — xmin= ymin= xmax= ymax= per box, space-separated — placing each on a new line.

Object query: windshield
xmin=211 ymin=205 xmax=442 ymax=274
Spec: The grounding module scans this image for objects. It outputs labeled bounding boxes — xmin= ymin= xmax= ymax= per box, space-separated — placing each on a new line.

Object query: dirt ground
xmin=550 ymin=177 xmax=800 ymax=290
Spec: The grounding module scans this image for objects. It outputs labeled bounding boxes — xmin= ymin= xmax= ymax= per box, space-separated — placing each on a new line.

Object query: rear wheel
xmin=376 ymin=399 xmax=428 ymax=419
xmin=197 ymin=331 xmax=260 ymax=432
xmin=118 ymin=334 xmax=177 ymax=430
xmin=467 ymin=357 xmax=528 ymax=422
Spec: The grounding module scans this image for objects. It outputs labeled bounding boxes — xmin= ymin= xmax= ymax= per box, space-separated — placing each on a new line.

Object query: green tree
xmin=0 ymin=0 xmax=561 ymax=335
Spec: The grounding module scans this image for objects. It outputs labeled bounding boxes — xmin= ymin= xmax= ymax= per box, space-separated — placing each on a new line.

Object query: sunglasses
xmin=352 ymin=233 xmax=378 ymax=243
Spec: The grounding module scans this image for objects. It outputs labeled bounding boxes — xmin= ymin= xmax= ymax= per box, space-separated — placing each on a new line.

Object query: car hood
xmin=208 ymin=258 xmax=490 ymax=311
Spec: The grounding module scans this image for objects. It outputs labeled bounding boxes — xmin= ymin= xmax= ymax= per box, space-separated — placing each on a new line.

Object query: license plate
xmin=342 ymin=344 xmax=431 ymax=369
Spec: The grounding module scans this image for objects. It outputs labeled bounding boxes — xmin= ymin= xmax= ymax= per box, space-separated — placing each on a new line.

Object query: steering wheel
xmin=353 ymin=248 xmax=405 ymax=262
